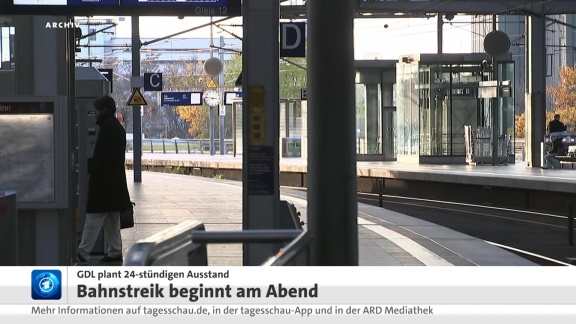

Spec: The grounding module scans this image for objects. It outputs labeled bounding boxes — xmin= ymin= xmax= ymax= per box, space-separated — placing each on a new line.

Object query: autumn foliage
xmin=516 ymin=64 xmax=576 ymax=138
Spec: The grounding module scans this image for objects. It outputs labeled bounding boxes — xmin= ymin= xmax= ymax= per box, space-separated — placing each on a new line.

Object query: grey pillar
xmin=308 ymin=0 xmax=358 ymax=265
xmin=219 ymin=36 xmax=226 ymax=155
xmin=132 ymin=16 xmax=142 ymax=182
xmin=210 ymin=105 xmax=215 ymax=155
xmin=209 ymin=20 xmax=215 ymax=156
xmin=66 ymin=17 xmax=78 ymax=266
xmin=242 ymin=0 xmax=280 ymax=265
xmin=491 ymin=57 xmax=499 ymax=165
xmin=525 ymin=14 xmax=546 ymax=168
xmin=437 ymin=14 xmax=443 ymax=54
xmin=14 ymin=16 xmax=70 ymax=265
xmin=383 ymin=82 xmax=394 ymax=107
xmin=14 ymin=16 xmax=34 ymax=95
xmin=491 ymin=16 xmax=499 ymax=165
xmin=365 ymin=84 xmax=380 ymax=154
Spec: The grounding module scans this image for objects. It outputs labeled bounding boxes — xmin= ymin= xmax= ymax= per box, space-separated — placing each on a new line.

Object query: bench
xmin=556 ymin=155 xmax=576 ymax=169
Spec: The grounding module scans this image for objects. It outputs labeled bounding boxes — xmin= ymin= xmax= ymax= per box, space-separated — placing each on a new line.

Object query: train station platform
xmin=126 ymin=154 xmax=576 ymax=191
xmin=125 ymin=154 xmax=576 ymax=214
xmin=117 ymin=170 xmax=536 ymax=266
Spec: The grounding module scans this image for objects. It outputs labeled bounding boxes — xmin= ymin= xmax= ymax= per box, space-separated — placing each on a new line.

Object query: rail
xmin=123 ymin=220 xmax=208 ymax=266
xmin=261 ymin=231 xmax=313 ymax=266
xmin=123 ymin=201 xmax=310 ymax=266
xmin=127 ymin=138 xmax=234 ymax=154
xmin=190 ymin=229 xmax=302 ymax=244
xmin=124 ymin=224 xmax=307 ymax=266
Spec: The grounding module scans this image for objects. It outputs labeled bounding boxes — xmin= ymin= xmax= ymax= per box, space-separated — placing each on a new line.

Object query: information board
xmin=0 ymin=102 xmax=55 ymax=203
xmin=160 ymin=92 xmax=202 ymax=106
xmin=13 ymin=0 xmax=120 ymax=5
xmin=6 ymin=0 xmax=241 ymax=16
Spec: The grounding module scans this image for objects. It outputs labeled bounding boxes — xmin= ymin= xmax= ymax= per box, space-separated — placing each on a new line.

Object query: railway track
xmin=283 ymin=187 xmax=576 ymax=266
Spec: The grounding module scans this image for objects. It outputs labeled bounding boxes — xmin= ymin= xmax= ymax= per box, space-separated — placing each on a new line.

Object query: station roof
xmin=280 ymin=1 xmax=576 ymax=19
xmin=1 ymin=1 xmax=575 ymax=17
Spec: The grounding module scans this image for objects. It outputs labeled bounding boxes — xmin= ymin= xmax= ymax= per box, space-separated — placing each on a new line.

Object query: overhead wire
xmin=356 ymin=0 xmax=551 ymax=38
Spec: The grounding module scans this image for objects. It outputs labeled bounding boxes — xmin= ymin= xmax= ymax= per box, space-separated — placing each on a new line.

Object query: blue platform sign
xmin=224 ymin=91 xmax=242 ymax=105
xmin=122 ymin=0 xmax=233 ymax=16
xmin=161 ymin=92 xmax=202 ymax=106
xmin=13 ymin=0 xmax=120 ymax=5
xmin=68 ymin=0 xmax=119 ymax=4
xmin=9 ymin=0 xmax=241 ymax=16
xmin=123 ymin=0 xmax=228 ymax=5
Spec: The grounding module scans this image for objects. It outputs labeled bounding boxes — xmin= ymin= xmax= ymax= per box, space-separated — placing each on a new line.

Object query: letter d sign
xmin=280 ymin=22 xmax=306 ymax=57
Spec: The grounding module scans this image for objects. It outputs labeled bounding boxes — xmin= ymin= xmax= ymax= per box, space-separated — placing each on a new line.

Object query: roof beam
xmin=280 ymin=1 xmax=576 ymax=19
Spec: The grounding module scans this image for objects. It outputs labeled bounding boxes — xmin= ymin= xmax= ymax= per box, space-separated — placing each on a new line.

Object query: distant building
xmin=472 ymin=14 xmax=576 ymax=114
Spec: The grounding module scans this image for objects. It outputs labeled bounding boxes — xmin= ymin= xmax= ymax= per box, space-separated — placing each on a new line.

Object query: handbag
xmin=120 ymin=201 xmax=135 ymax=229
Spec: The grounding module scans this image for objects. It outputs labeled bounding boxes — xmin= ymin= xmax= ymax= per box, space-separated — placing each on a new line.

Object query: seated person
xmin=543 ymin=136 xmax=564 ymax=169
xmin=548 ymin=114 xmax=567 ymax=133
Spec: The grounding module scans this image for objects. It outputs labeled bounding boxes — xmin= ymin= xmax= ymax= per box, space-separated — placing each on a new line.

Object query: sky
xmin=110 ymin=15 xmax=473 ymax=60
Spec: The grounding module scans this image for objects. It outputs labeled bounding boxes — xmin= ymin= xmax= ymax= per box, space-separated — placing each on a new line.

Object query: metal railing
xmin=190 ymin=229 xmax=302 ymax=244
xmin=123 ymin=223 xmax=307 ymax=266
xmin=261 ymin=231 xmax=313 ymax=266
xmin=123 ymin=221 xmax=208 ymax=266
xmin=126 ymin=138 xmax=234 ymax=154
xmin=123 ymin=201 xmax=311 ymax=266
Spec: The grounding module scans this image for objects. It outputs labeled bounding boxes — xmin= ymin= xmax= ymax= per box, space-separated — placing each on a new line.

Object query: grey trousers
xmin=78 ymin=211 xmax=122 ymax=259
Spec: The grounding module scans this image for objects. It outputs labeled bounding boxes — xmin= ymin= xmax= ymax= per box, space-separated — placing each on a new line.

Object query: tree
xmin=97 ymin=56 xmax=134 ymax=133
xmin=223 ymin=54 xmax=308 ymax=99
xmin=547 ymin=64 xmax=576 ymax=112
xmin=164 ymin=59 xmax=211 ymax=138
xmin=515 ymin=113 xmax=525 ymax=138
xmin=546 ymin=64 xmax=576 ymax=132
xmin=517 ymin=64 xmax=576 ymax=138
xmin=279 ymin=57 xmax=307 ymax=99
xmin=223 ymin=52 xmax=242 ymax=89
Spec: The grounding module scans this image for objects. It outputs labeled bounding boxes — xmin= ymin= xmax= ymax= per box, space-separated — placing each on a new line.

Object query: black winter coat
xmin=86 ymin=112 xmax=131 ymax=213
xmin=548 ymin=120 xmax=567 ymax=133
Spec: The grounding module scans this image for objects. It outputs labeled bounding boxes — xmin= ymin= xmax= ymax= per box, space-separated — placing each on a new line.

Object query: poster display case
xmin=0 ymin=97 xmax=67 ymax=209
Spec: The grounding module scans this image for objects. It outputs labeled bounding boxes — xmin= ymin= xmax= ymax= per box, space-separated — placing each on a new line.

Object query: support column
xmin=308 ymin=0 xmax=358 ymax=265
xmin=219 ymin=36 xmax=225 ymax=155
xmin=242 ymin=0 xmax=280 ymax=265
xmin=383 ymin=82 xmax=394 ymax=107
xmin=525 ymin=14 xmax=546 ymax=168
xmin=132 ymin=16 xmax=142 ymax=182
xmin=437 ymin=14 xmax=443 ymax=54
xmin=210 ymin=105 xmax=215 ymax=155
xmin=491 ymin=56 xmax=499 ymax=165
xmin=14 ymin=16 xmax=70 ymax=265
xmin=491 ymin=15 xmax=499 ymax=165
xmin=365 ymin=84 xmax=380 ymax=154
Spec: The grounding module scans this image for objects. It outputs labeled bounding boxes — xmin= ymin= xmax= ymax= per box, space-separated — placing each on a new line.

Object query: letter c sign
xmin=144 ymin=73 xmax=163 ymax=91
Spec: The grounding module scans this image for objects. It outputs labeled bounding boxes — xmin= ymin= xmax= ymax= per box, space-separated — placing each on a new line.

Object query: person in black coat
xmin=77 ymin=95 xmax=130 ymax=264
xmin=548 ymin=114 xmax=567 ymax=133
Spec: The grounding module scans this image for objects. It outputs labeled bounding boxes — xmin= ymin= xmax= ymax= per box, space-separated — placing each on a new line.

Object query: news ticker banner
xmin=0 ymin=267 xmax=575 ymax=320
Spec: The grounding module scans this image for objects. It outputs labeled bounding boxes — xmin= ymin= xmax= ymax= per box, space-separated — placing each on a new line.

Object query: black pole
xmin=308 ymin=0 xmax=358 ymax=265
xmin=569 ymin=201 xmax=574 ymax=246
xmin=378 ymin=179 xmax=384 ymax=208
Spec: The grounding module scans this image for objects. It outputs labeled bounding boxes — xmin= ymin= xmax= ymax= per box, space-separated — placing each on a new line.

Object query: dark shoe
xmin=101 ymin=255 xmax=123 ymax=263
xmin=76 ymin=252 xmax=88 ymax=263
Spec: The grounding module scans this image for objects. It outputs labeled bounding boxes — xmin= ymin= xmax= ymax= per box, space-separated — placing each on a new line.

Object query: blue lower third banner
xmin=160 ymin=92 xmax=202 ymax=106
